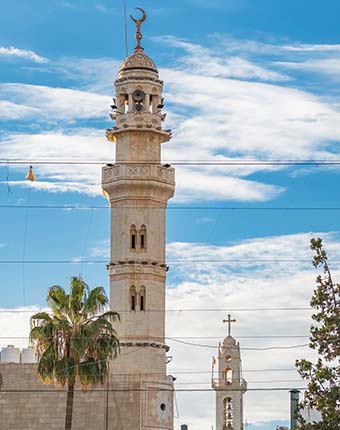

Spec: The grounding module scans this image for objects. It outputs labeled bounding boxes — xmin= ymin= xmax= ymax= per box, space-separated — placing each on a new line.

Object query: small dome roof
xmin=118 ymin=49 xmax=158 ymax=78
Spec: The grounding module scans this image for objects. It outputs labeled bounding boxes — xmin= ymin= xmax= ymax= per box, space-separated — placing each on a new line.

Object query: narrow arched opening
xmin=140 ymin=286 xmax=146 ymax=311
xmin=130 ymin=225 xmax=137 ymax=250
xmin=130 ymin=286 xmax=136 ymax=311
xmin=140 ymin=225 xmax=147 ymax=250
xmin=222 ymin=367 xmax=233 ymax=384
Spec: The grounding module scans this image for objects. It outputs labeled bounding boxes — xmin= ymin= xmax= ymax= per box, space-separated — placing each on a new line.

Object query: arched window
xmin=140 ymin=225 xmax=147 ymax=250
xmin=222 ymin=368 xmax=233 ymax=384
xmin=124 ymin=94 xmax=129 ymax=113
xmin=130 ymin=225 xmax=137 ymax=250
xmin=130 ymin=286 xmax=136 ymax=311
xmin=140 ymin=286 xmax=146 ymax=311
xmin=223 ymin=397 xmax=233 ymax=429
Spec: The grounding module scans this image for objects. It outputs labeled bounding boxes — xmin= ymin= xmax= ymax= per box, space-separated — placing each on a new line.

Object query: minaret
xmin=102 ymin=8 xmax=175 ymax=430
xmin=212 ymin=316 xmax=247 ymax=430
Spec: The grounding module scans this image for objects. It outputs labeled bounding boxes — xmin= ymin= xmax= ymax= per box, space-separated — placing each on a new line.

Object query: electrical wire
xmin=1 ymin=205 xmax=340 ymax=210
xmin=0 ymin=387 xmax=307 ymax=393
xmin=0 ymin=336 xmax=310 ymax=340
xmin=0 ymin=259 xmax=325 ymax=264
xmin=0 ymin=307 xmax=312 ymax=313
xmin=1 ymin=159 xmax=340 ymax=165
xmin=167 ymin=338 xmax=310 ymax=350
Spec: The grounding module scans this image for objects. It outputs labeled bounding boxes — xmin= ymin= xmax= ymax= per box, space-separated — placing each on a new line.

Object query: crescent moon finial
xmin=130 ymin=7 xmax=147 ymax=51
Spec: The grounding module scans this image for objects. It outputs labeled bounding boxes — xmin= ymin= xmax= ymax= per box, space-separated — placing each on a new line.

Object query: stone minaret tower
xmin=212 ymin=316 xmax=247 ymax=430
xmin=102 ymin=8 xmax=175 ymax=430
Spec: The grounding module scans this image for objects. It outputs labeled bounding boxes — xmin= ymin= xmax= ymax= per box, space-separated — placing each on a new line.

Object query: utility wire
xmin=0 ymin=335 xmax=309 ymax=339
xmin=168 ymin=338 xmax=310 ymax=350
xmin=2 ymin=159 xmax=340 ymax=166
xmin=0 ymin=388 xmax=307 ymax=393
xmin=0 ymin=307 xmax=312 ymax=313
xmin=0 ymin=259 xmax=325 ymax=264
xmin=1 ymin=205 xmax=340 ymax=210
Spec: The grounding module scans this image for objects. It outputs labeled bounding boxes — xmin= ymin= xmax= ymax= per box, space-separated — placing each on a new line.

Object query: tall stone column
xmin=102 ymin=9 xmax=175 ymax=430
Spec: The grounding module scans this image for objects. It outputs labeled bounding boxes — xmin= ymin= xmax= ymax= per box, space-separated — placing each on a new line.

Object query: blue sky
xmin=1 ymin=0 xmax=340 ymax=428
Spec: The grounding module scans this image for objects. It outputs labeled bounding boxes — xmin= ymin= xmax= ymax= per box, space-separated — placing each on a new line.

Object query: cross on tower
xmin=223 ymin=314 xmax=236 ymax=336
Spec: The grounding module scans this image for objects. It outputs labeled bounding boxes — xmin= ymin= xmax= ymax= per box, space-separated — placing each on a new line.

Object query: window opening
xmin=124 ymin=95 xmax=129 ymax=113
xmin=140 ymin=286 xmax=146 ymax=311
xmin=130 ymin=286 xmax=136 ymax=311
xmin=222 ymin=368 xmax=233 ymax=384
xmin=223 ymin=397 xmax=233 ymax=429
xmin=140 ymin=225 xmax=147 ymax=250
xmin=130 ymin=225 xmax=137 ymax=250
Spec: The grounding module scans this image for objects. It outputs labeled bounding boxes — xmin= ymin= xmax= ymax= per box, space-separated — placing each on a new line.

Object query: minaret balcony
xmin=103 ymin=163 xmax=175 ymax=186
xmin=102 ymin=163 xmax=175 ymax=204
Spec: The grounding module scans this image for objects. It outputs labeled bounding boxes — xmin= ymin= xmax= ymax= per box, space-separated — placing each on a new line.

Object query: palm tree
xmin=30 ymin=276 xmax=120 ymax=430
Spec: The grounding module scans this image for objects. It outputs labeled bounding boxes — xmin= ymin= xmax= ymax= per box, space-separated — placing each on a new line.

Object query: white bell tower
xmin=212 ymin=316 xmax=247 ymax=430
xmin=102 ymin=8 xmax=175 ymax=430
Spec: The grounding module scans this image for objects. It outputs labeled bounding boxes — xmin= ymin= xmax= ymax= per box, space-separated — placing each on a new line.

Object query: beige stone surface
xmin=0 ymin=364 xmax=174 ymax=430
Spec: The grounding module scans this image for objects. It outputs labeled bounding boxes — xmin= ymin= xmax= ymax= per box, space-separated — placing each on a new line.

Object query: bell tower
xmin=102 ymin=8 xmax=175 ymax=430
xmin=212 ymin=316 xmax=247 ymax=430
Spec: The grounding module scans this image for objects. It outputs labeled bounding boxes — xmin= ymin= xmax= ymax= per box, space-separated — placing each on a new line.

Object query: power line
xmin=2 ymin=159 xmax=340 ymax=166
xmin=175 ymin=380 xmax=305 ymax=385
xmin=0 ymin=307 xmax=312 ymax=313
xmin=1 ymin=204 xmax=340 ymax=210
xmin=0 ymin=335 xmax=309 ymax=340
xmin=0 ymin=259 xmax=323 ymax=264
xmin=0 ymin=387 xmax=307 ymax=393
xmin=168 ymin=338 xmax=310 ymax=350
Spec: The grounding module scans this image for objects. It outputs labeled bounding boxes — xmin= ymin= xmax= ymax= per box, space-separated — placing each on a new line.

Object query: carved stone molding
xmin=103 ymin=164 xmax=175 ymax=185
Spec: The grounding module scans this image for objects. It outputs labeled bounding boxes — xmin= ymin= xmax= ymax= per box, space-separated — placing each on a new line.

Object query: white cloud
xmin=0 ymin=83 xmax=111 ymax=122
xmin=0 ymin=130 xmax=113 ymax=195
xmin=174 ymin=167 xmax=283 ymax=202
xmin=0 ymin=46 xmax=48 ymax=63
xmin=162 ymin=68 xmax=340 ymax=161
xmin=156 ymin=36 xmax=288 ymax=81
xmin=210 ymin=36 xmax=340 ymax=56
xmin=0 ymin=306 xmax=42 ymax=349
xmin=281 ymin=43 xmax=340 ymax=52
xmin=0 ymin=100 xmax=40 ymax=120
xmin=278 ymin=58 xmax=340 ymax=81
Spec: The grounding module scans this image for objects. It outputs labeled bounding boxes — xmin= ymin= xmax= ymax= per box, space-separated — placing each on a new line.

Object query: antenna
xmin=123 ymin=0 xmax=128 ymax=57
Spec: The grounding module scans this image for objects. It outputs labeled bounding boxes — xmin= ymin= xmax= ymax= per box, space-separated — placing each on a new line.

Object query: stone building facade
xmin=0 ymin=9 xmax=174 ymax=430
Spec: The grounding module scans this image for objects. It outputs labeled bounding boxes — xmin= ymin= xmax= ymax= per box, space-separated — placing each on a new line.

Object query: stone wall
xmin=0 ymin=363 xmax=107 ymax=430
xmin=0 ymin=364 xmax=173 ymax=430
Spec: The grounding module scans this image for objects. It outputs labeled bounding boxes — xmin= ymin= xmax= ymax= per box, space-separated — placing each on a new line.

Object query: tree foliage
xmin=295 ymin=238 xmax=340 ymax=429
xmin=30 ymin=276 xmax=120 ymax=430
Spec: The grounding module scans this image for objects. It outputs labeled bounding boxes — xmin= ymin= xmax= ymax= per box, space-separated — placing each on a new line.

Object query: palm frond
xmin=30 ymin=276 xmax=120 ymax=392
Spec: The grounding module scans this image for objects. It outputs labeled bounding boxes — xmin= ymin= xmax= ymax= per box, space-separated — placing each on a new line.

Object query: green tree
xmin=295 ymin=238 xmax=340 ymax=429
xmin=30 ymin=276 xmax=120 ymax=430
